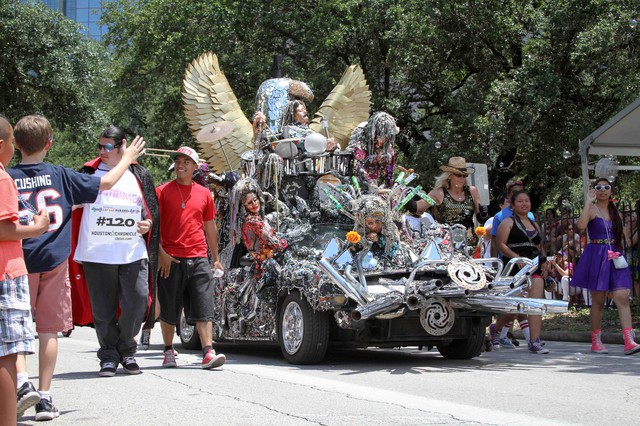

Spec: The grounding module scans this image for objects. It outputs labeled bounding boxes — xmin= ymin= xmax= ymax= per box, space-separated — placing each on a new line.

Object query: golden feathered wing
xmin=309 ymin=65 xmax=372 ymax=149
xmin=182 ymin=52 xmax=253 ymax=172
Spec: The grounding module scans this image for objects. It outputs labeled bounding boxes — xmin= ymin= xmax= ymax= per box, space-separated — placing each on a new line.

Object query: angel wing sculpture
xmin=182 ymin=52 xmax=371 ymax=172
xmin=309 ymin=65 xmax=372 ymax=149
xmin=182 ymin=52 xmax=254 ymax=172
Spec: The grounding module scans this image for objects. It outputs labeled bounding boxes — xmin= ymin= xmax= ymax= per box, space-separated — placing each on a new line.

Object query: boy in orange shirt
xmin=0 ymin=115 xmax=49 ymax=423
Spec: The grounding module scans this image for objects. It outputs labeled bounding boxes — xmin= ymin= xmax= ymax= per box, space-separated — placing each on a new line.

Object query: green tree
xmin=102 ymin=0 xmax=640 ymax=208
xmin=0 ymin=0 xmax=111 ymax=168
xmin=391 ymin=0 xmax=640 ymax=208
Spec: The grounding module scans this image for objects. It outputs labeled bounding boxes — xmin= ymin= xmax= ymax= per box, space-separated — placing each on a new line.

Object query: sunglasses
xmin=96 ymin=142 xmax=121 ymax=152
xmin=506 ymin=180 xmax=523 ymax=189
xmin=594 ymin=185 xmax=611 ymax=191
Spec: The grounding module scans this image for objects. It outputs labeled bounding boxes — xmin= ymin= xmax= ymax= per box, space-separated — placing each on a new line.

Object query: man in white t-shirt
xmin=72 ymin=125 xmax=159 ymax=378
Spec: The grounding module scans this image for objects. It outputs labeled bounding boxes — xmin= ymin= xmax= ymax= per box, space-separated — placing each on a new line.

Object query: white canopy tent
xmin=579 ymin=96 xmax=640 ymax=192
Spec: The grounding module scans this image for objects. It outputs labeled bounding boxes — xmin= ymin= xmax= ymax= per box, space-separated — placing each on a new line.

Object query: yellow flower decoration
xmin=346 ymin=231 xmax=361 ymax=244
xmin=474 ymin=226 xmax=486 ymax=237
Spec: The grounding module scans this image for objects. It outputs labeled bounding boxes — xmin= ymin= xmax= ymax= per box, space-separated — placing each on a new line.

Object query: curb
xmin=513 ymin=330 xmax=624 ymax=345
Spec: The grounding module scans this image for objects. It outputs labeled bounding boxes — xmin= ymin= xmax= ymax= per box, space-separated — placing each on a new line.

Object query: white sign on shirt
xmin=87 ymin=204 xmax=141 ymax=244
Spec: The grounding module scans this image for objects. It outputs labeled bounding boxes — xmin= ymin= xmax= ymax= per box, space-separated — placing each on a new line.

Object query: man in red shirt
xmin=156 ymin=147 xmax=226 ymax=369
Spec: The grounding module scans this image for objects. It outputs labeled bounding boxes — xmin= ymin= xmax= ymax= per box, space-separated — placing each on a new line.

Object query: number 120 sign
xmin=87 ymin=204 xmax=142 ymax=244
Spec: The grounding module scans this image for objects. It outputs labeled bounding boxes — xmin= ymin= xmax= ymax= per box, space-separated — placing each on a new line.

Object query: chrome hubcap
xmin=179 ymin=311 xmax=195 ymax=342
xmin=282 ymin=301 xmax=303 ymax=355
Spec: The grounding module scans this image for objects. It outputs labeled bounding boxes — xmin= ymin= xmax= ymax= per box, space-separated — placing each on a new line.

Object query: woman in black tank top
xmin=496 ymin=190 xmax=549 ymax=354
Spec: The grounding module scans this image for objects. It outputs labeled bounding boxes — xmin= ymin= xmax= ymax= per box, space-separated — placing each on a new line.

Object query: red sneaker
xmin=624 ymin=341 xmax=640 ymax=355
xmin=591 ymin=343 xmax=609 ymax=354
xmin=591 ymin=331 xmax=609 ymax=354
xmin=162 ymin=349 xmax=177 ymax=368
xmin=202 ymin=349 xmax=226 ymax=369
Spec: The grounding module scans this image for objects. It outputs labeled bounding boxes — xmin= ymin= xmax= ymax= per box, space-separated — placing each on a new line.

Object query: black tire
xmin=278 ymin=291 xmax=330 ymax=364
xmin=178 ymin=310 xmax=202 ymax=350
xmin=436 ymin=321 xmax=485 ymax=360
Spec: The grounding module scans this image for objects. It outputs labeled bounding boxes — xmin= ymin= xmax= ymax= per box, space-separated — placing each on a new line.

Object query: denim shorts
xmin=157 ymin=257 xmax=215 ymax=325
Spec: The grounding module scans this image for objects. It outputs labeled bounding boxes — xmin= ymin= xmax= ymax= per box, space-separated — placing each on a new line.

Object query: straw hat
xmin=439 ymin=157 xmax=475 ymax=176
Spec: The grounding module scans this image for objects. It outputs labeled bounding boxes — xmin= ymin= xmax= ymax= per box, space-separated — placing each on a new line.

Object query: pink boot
xmin=622 ymin=328 xmax=640 ymax=355
xmin=591 ymin=330 xmax=608 ymax=354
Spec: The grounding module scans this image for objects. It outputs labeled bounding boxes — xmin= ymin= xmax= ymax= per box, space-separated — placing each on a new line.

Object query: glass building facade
xmin=26 ymin=0 xmax=112 ymax=40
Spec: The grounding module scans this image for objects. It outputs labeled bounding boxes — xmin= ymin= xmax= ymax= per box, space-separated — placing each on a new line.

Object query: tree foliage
xmin=83 ymin=1 xmax=640 ymax=206
xmin=0 ymin=0 xmax=111 ymax=168
xmin=106 ymin=0 xmax=640 ymax=209
xmin=390 ymin=0 xmax=640 ymax=207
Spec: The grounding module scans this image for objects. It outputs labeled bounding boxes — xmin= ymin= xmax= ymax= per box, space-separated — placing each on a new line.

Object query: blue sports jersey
xmin=8 ymin=163 xmax=100 ymax=273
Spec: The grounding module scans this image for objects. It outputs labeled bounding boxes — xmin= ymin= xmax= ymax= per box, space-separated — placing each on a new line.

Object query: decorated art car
xmin=178 ymin=210 xmax=567 ymax=364
xmin=176 ymin=52 xmax=568 ymax=364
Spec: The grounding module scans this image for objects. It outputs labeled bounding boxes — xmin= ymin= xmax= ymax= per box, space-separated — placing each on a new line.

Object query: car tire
xmin=278 ymin=290 xmax=329 ymax=365
xmin=436 ymin=320 xmax=485 ymax=360
xmin=178 ymin=310 xmax=202 ymax=350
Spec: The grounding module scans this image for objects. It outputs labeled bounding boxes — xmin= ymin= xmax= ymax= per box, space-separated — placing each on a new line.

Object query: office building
xmin=26 ymin=0 xmax=112 ymax=40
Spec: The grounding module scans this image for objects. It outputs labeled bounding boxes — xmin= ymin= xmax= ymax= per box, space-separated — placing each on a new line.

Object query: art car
xmin=176 ymin=52 xmax=568 ymax=364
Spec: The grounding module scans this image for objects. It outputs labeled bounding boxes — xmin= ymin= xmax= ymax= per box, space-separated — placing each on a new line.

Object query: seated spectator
xmin=552 ymin=250 xmax=590 ymax=305
xmin=561 ymin=223 xmax=582 ymax=254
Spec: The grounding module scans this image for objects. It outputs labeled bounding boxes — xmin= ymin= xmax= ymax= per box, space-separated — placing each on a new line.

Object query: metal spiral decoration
xmin=447 ymin=260 xmax=487 ymax=291
xmin=420 ymin=297 xmax=455 ymax=336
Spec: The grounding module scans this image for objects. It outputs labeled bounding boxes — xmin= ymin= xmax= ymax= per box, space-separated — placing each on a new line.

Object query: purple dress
xmin=571 ymin=219 xmax=632 ymax=292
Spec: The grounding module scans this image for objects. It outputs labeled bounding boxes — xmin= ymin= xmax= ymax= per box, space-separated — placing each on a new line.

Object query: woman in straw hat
xmin=427 ymin=157 xmax=487 ymax=238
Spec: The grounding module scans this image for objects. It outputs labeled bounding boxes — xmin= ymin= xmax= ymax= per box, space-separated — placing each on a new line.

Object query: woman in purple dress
xmin=571 ymin=178 xmax=640 ymax=355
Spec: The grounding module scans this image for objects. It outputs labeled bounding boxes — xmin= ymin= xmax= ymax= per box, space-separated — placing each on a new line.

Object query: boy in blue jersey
xmin=8 ymin=115 xmax=145 ymax=420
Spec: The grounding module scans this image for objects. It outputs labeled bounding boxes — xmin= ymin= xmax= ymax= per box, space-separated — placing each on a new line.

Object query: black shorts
xmin=157 ymin=257 xmax=215 ymax=325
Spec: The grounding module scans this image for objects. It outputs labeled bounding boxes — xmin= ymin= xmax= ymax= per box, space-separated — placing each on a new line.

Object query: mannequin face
xmin=374 ymin=136 xmax=386 ymax=149
xmin=243 ymin=192 xmax=261 ymax=214
xmin=365 ymin=217 xmax=383 ymax=234
xmin=294 ymin=103 xmax=308 ymax=125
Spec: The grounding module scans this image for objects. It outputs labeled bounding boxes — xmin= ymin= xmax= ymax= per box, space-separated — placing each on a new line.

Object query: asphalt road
xmin=18 ymin=326 xmax=640 ymax=425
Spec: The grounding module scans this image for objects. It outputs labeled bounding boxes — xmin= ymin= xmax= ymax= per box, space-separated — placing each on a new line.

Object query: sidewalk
xmin=513 ymin=330 xmax=624 ymax=344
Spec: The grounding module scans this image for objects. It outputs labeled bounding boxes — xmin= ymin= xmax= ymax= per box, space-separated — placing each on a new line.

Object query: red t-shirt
xmin=156 ymin=180 xmax=216 ymax=258
xmin=0 ymin=165 xmax=28 ymax=278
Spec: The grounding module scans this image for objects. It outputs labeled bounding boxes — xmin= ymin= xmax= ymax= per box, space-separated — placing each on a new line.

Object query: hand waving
xmin=121 ymin=135 xmax=146 ymax=163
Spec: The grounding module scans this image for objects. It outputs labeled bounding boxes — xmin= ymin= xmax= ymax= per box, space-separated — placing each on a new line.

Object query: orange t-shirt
xmin=0 ymin=165 xmax=28 ymax=278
